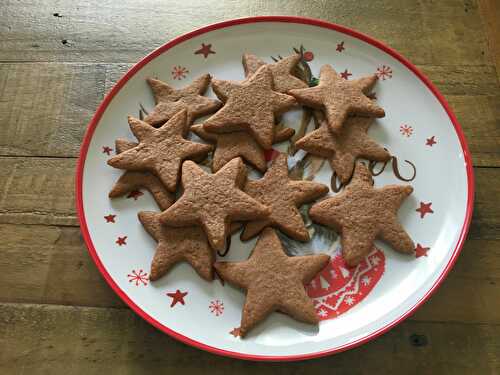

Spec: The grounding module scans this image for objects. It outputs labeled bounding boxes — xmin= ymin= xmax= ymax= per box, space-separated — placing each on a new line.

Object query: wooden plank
xmin=0 ymin=157 xmax=496 ymax=233
xmin=0 ymin=221 xmax=498 ymax=324
xmin=0 ymin=0 xmax=491 ymax=66
xmin=0 ymin=303 xmax=498 ymax=374
xmin=478 ymin=0 xmax=500 ymax=81
xmin=1 ymin=63 xmax=500 ymax=166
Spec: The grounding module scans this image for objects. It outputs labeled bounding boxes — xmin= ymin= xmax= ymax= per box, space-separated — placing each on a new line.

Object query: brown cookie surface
xmin=242 ymin=153 xmax=329 ymax=241
xmin=160 ymin=158 xmax=270 ymax=251
xmin=214 ymin=228 xmax=330 ymax=337
xmin=296 ymin=117 xmax=391 ymax=183
xmin=108 ymin=138 xmax=174 ymax=210
xmin=309 ymin=162 xmax=415 ymax=266
xmin=203 ymin=65 xmax=296 ymax=149
xmin=107 ymin=110 xmax=212 ymax=192
xmin=289 ymin=65 xmax=385 ymax=133
xmin=191 ymin=124 xmax=294 ymax=172
xmin=144 ymin=74 xmax=221 ymax=126
xmin=138 ymin=211 xmax=214 ymax=282
xmin=242 ymin=53 xmax=308 ymax=93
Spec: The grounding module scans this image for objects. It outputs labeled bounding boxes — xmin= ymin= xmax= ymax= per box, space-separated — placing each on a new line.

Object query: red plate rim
xmin=75 ymin=15 xmax=475 ymax=362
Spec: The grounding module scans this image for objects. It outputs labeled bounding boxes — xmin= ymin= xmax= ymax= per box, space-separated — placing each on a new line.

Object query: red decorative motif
xmin=426 ymin=136 xmax=437 ymax=147
xmin=127 ymin=190 xmax=144 ymax=200
xmin=376 ymin=65 xmax=393 ymax=80
xmin=104 ymin=214 xmax=116 ymax=223
xmin=416 ymin=202 xmax=434 ymax=218
xmin=303 ymin=51 xmax=314 ymax=61
xmin=116 ymin=236 xmax=127 ymax=246
xmin=195 ymin=43 xmax=216 ymax=58
xmin=264 ymin=148 xmax=280 ymax=162
xmin=229 ymin=327 xmax=241 ymax=337
xmin=167 ymin=289 xmax=188 ymax=307
xmin=336 ymin=41 xmax=345 ymax=52
xmin=127 ymin=269 xmax=149 ymax=286
xmin=415 ymin=244 xmax=430 ymax=258
xmin=171 ymin=65 xmax=189 ymax=80
xmin=102 ymin=146 xmax=113 ymax=155
xmin=340 ymin=69 xmax=352 ymax=80
xmin=307 ymin=248 xmax=385 ymax=320
xmin=209 ymin=300 xmax=224 ymax=316
xmin=400 ymin=124 xmax=413 ymax=137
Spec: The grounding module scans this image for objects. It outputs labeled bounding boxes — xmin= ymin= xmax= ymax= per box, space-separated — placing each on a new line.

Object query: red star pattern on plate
xmin=116 ymin=236 xmax=127 ymax=246
xmin=415 ymin=244 xmax=430 ymax=258
xmin=209 ymin=300 xmax=224 ymax=316
xmin=171 ymin=65 xmax=189 ymax=80
xmin=426 ymin=136 xmax=437 ymax=146
xmin=126 ymin=190 xmax=144 ymax=200
xmin=229 ymin=327 xmax=241 ymax=337
xmin=340 ymin=69 xmax=352 ymax=80
xmin=416 ymin=202 xmax=434 ymax=218
xmin=400 ymin=124 xmax=413 ymax=137
xmin=102 ymin=146 xmax=113 ymax=155
xmin=194 ymin=43 xmax=215 ymax=58
xmin=167 ymin=290 xmax=188 ymax=307
xmin=336 ymin=41 xmax=345 ymax=52
xmin=104 ymin=214 xmax=116 ymax=223
xmin=376 ymin=65 xmax=393 ymax=80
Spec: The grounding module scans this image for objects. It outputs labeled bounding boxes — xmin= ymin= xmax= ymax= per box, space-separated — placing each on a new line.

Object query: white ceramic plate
xmin=76 ymin=16 xmax=474 ymax=361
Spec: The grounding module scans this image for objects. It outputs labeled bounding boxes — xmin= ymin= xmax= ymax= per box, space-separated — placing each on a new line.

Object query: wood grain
xmin=0 ymin=303 xmax=498 ymax=374
xmin=0 ymin=221 xmax=498 ymax=324
xmin=1 ymin=63 xmax=499 ymax=166
xmin=0 ymin=0 xmax=491 ymax=67
xmin=478 ymin=0 xmax=500 ymax=81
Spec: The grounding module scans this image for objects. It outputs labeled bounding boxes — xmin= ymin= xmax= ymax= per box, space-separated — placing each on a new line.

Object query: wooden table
xmin=1 ymin=1 xmax=499 ymax=373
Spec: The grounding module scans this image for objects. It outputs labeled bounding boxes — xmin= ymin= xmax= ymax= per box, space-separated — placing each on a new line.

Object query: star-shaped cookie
xmin=242 ymin=153 xmax=329 ymax=241
xmin=242 ymin=53 xmax=308 ymax=93
xmin=107 ymin=110 xmax=213 ymax=192
xmin=160 ymin=157 xmax=271 ymax=251
xmin=108 ymin=138 xmax=174 ymax=210
xmin=203 ymin=65 xmax=296 ymax=149
xmin=296 ymin=117 xmax=391 ymax=183
xmin=191 ymin=124 xmax=294 ymax=172
xmin=289 ymin=65 xmax=385 ymax=133
xmin=144 ymin=74 xmax=221 ymax=126
xmin=214 ymin=228 xmax=330 ymax=337
xmin=138 ymin=211 xmax=214 ymax=282
xmin=309 ymin=162 xmax=415 ymax=266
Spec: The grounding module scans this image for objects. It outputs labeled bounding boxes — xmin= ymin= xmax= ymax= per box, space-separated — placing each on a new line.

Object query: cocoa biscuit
xmin=109 ymin=138 xmax=174 ymax=210
xmin=203 ymin=65 xmax=296 ymax=149
xmin=159 ymin=157 xmax=271 ymax=251
xmin=242 ymin=53 xmax=308 ymax=93
xmin=296 ymin=117 xmax=390 ymax=183
xmin=138 ymin=211 xmax=214 ymax=282
xmin=214 ymin=228 xmax=330 ymax=337
xmin=191 ymin=124 xmax=295 ymax=173
xmin=242 ymin=153 xmax=329 ymax=241
xmin=107 ymin=110 xmax=213 ymax=192
xmin=144 ymin=74 xmax=221 ymax=126
xmin=289 ymin=65 xmax=385 ymax=133
xmin=309 ymin=162 xmax=415 ymax=266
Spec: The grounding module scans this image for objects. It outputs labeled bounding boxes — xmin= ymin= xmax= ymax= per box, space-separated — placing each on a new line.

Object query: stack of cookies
xmin=107 ymin=53 xmax=415 ymax=337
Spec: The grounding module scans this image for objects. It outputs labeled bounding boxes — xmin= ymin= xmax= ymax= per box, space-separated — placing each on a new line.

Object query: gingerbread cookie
xmin=107 ymin=110 xmax=212 ymax=192
xmin=144 ymin=74 xmax=221 ymax=126
xmin=214 ymin=228 xmax=330 ymax=337
xmin=108 ymin=138 xmax=174 ymax=210
xmin=309 ymin=162 xmax=414 ymax=266
xmin=242 ymin=153 xmax=329 ymax=241
xmin=203 ymin=65 xmax=296 ymax=149
xmin=296 ymin=117 xmax=391 ymax=183
xmin=160 ymin=158 xmax=271 ymax=251
xmin=289 ymin=65 xmax=384 ymax=133
xmin=138 ymin=211 xmax=214 ymax=282
xmin=242 ymin=53 xmax=308 ymax=93
xmin=191 ymin=124 xmax=294 ymax=172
